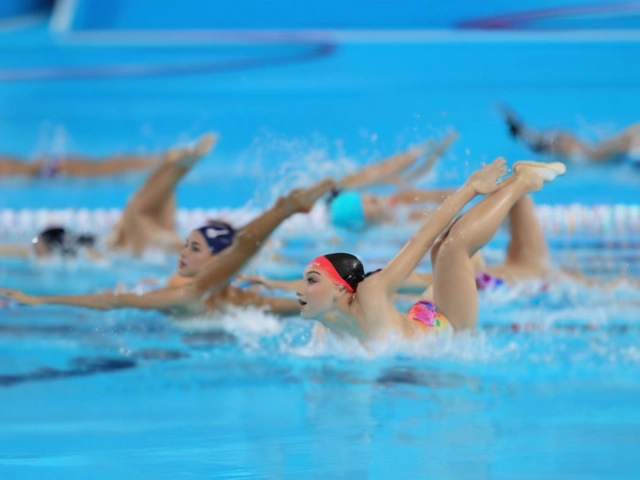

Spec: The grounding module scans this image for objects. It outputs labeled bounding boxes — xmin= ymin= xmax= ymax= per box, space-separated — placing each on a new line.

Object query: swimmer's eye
xmin=306 ymin=277 xmax=317 ymax=284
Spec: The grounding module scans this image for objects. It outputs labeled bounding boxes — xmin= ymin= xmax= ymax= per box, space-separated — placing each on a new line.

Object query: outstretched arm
xmin=237 ymin=275 xmax=301 ymax=292
xmin=239 ymin=271 xmax=432 ymax=294
xmin=0 ymin=285 xmax=195 ymax=312
xmin=0 ymin=245 xmax=30 ymax=259
xmin=373 ymin=158 xmax=507 ymax=295
xmin=194 ymin=179 xmax=335 ymax=296
xmin=237 ymin=290 xmax=302 ymax=316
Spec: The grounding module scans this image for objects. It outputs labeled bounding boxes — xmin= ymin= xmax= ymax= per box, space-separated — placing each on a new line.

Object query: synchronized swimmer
xmin=1 ymin=125 xmax=637 ymax=347
xmin=502 ymin=106 xmax=640 ymax=167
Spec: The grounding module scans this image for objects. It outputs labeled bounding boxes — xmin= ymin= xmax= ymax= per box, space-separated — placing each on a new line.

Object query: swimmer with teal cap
xmin=329 ymin=191 xmax=367 ymax=230
xmin=327 ymin=132 xmax=459 ymax=230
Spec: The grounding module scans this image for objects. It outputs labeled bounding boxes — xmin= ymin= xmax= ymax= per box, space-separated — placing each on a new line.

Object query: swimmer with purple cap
xmin=1 ymin=178 xmax=337 ymax=318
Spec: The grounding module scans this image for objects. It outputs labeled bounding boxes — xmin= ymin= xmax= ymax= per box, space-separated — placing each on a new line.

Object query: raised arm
xmin=194 ymin=179 xmax=335 ymax=296
xmin=373 ymin=158 xmax=507 ymax=295
xmin=0 ymin=285 xmax=195 ymax=312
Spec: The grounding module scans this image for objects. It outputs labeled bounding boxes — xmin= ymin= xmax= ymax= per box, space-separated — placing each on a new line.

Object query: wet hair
xmin=37 ymin=227 xmax=96 ymax=257
xmin=322 ymin=253 xmax=366 ymax=291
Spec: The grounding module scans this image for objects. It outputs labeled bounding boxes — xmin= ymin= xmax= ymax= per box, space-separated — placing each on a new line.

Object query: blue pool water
xmin=2 ymin=2 xmax=640 ymax=478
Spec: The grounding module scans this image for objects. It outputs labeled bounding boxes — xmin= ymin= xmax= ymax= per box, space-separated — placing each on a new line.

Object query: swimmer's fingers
xmin=466 ymin=157 xmax=508 ymax=194
xmin=0 ymin=288 xmax=41 ymax=305
xmin=236 ymin=275 xmax=271 ymax=288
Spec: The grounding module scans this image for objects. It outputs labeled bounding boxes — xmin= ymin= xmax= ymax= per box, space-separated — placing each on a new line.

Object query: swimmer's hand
xmin=236 ymin=275 xmax=301 ymax=292
xmin=0 ymin=288 xmax=42 ymax=306
xmin=465 ymin=157 xmax=508 ymax=194
xmin=282 ymin=178 xmax=336 ymax=213
xmin=236 ymin=275 xmax=277 ymax=290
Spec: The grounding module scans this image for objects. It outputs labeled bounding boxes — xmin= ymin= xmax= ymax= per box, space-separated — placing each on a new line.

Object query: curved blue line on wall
xmin=0 ymin=40 xmax=335 ymax=82
xmin=458 ymin=2 xmax=640 ymax=29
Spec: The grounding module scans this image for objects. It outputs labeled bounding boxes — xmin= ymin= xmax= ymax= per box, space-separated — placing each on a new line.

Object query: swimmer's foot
xmin=166 ymin=133 xmax=218 ymax=168
xmin=283 ymin=178 xmax=337 ymax=214
xmin=513 ymin=160 xmax=566 ymax=190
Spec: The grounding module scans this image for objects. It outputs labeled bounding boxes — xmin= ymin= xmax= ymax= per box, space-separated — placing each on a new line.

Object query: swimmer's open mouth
xmin=298 ymin=299 xmax=307 ymax=307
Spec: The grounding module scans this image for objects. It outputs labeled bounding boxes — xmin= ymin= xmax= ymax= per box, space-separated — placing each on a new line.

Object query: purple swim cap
xmin=196 ymin=220 xmax=236 ymax=254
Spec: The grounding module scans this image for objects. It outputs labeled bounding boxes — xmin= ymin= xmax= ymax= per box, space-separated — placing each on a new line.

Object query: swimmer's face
xmin=178 ymin=230 xmax=212 ymax=277
xmin=361 ymin=194 xmax=385 ymax=223
xmin=31 ymin=236 xmax=51 ymax=258
xmin=297 ymin=265 xmax=342 ymax=319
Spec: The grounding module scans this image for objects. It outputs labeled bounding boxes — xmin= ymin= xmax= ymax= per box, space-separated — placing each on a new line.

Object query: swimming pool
xmin=2 ymin=2 xmax=640 ymax=478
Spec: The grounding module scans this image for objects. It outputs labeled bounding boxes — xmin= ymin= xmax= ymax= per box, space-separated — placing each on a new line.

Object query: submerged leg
xmin=503 ymin=195 xmax=550 ymax=272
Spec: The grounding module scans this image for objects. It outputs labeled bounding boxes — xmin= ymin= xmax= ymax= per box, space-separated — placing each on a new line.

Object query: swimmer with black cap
xmin=328 ymin=133 xmax=459 ymax=231
xmin=1 ymin=178 xmax=337 ymax=318
xmin=501 ymin=105 xmax=640 ymax=167
xmin=296 ymin=158 xmax=566 ymax=346
xmin=0 ymin=133 xmax=216 ymax=260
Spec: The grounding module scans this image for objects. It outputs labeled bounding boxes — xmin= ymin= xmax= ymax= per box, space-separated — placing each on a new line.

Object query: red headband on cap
xmin=309 ymin=256 xmax=356 ymax=292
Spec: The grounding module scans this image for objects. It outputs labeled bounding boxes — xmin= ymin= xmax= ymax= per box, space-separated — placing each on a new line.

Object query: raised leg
xmin=0 ymin=157 xmax=40 ymax=176
xmin=110 ymin=133 xmax=216 ymax=255
xmin=432 ymin=161 xmax=565 ymax=330
xmin=125 ymin=134 xmax=215 ymax=219
xmin=59 ymin=155 xmax=160 ymax=176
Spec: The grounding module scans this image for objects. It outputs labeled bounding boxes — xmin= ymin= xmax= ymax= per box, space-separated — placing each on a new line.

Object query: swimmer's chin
xmin=298 ymin=300 xmax=313 ymax=318
xmin=176 ymin=266 xmax=196 ymax=278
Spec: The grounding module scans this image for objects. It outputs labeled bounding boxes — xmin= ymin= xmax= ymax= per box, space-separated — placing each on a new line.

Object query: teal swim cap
xmin=329 ymin=192 xmax=367 ymax=230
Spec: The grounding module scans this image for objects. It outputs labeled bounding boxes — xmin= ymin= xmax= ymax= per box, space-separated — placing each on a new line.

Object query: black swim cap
xmin=322 ymin=253 xmax=365 ymax=292
xmin=36 ymin=227 xmax=96 ymax=257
